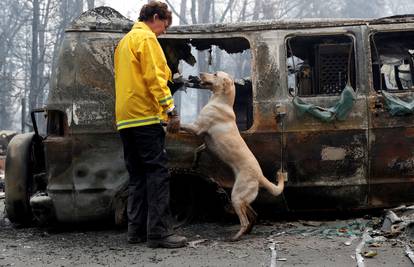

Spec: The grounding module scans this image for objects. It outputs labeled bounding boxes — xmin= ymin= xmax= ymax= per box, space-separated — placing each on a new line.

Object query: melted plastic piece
xmin=381 ymin=90 xmax=414 ymax=116
xmin=293 ymin=85 xmax=356 ymax=122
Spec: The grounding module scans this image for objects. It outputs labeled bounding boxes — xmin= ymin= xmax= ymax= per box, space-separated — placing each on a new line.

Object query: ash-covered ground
xmin=0 ymin=199 xmax=413 ymax=267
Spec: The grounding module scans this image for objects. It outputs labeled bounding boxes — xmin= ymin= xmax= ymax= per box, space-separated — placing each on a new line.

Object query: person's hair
xmin=138 ymin=1 xmax=172 ymax=26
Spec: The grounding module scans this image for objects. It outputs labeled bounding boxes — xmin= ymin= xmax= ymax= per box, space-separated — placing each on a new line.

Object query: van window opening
xmin=371 ymin=31 xmax=414 ymax=91
xmin=286 ymin=35 xmax=356 ymax=96
xmin=159 ymin=37 xmax=253 ymax=131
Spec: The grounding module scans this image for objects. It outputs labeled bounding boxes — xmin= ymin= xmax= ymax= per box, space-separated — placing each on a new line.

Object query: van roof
xmin=66 ymin=7 xmax=414 ymax=33
xmin=169 ymin=15 xmax=414 ymax=33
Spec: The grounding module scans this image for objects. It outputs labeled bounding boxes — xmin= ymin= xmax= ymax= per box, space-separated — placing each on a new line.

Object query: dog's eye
xmin=214 ymin=73 xmax=217 ymax=76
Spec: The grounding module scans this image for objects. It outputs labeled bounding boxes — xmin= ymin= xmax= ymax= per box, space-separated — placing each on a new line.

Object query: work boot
xmin=147 ymin=234 xmax=187 ymax=248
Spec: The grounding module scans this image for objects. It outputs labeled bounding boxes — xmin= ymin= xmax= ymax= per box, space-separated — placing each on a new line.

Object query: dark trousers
xmin=119 ymin=124 xmax=172 ymax=240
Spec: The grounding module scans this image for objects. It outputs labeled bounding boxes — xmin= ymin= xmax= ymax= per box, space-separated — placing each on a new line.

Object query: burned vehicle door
xmin=280 ymin=29 xmax=369 ymax=210
xmin=368 ymin=23 xmax=414 ymax=207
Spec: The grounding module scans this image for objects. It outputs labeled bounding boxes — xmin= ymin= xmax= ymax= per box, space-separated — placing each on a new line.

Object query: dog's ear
xmin=222 ymin=76 xmax=234 ymax=89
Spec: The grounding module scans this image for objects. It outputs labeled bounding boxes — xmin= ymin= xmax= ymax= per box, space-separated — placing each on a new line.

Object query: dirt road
xmin=0 ymin=199 xmax=412 ymax=266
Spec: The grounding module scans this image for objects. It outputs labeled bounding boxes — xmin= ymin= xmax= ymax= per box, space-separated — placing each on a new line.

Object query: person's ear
xmin=153 ymin=14 xmax=159 ymax=21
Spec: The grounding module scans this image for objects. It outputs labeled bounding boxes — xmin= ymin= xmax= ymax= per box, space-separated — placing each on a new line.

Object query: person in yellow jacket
xmin=114 ymin=1 xmax=186 ymax=248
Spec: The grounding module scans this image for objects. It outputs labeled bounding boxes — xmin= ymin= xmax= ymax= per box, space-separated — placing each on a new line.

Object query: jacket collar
xmin=132 ymin=21 xmax=153 ymax=33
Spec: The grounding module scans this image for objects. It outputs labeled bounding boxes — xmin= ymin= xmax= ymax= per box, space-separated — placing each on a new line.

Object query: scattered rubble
xmin=349 ymin=205 xmax=414 ymax=265
xmin=282 ymin=218 xmax=371 ymax=238
xmin=1 ymin=197 xmax=414 ymax=266
xmin=0 ymin=169 xmax=4 ymax=197
xmin=262 ymin=205 xmax=414 ymax=266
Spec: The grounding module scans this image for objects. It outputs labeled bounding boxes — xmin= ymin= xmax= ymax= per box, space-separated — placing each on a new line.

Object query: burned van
xmin=5 ymin=7 xmax=414 ymax=225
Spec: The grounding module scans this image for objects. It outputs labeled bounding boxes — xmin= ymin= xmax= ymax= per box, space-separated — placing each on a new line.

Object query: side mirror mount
xmin=31 ymin=108 xmax=47 ymax=140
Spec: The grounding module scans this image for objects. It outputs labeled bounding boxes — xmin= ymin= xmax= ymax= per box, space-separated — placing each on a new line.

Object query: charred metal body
xmin=5 ymin=7 xmax=414 ymax=225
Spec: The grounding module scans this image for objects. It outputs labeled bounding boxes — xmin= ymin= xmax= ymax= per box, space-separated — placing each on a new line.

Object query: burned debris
xmin=0 ymin=131 xmax=16 ymax=195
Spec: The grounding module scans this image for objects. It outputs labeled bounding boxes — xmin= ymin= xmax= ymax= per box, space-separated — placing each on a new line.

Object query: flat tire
xmin=5 ymin=133 xmax=35 ymax=225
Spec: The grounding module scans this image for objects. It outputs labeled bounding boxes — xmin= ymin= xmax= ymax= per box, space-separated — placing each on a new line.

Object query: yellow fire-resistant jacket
xmin=114 ymin=21 xmax=174 ymax=130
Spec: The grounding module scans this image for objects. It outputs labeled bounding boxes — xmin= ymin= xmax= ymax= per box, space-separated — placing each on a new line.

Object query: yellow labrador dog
xmin=181 ymin=71 xmax=285 ymax=240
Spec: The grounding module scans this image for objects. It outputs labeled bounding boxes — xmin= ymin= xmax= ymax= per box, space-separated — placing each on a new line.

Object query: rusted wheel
xmin=5 ymin=133 xmax=36 ymax=225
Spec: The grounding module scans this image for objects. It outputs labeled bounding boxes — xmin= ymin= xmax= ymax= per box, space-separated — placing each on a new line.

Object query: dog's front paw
xmin=180 ymin=123 xmax=194 ymax=133
xmin=277 ymin=170 xmax=288 ymax=182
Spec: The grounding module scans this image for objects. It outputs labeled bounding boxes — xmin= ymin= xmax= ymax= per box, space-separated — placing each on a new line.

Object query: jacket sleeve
xmin=138 ymin=36 xmax=175 ymax=113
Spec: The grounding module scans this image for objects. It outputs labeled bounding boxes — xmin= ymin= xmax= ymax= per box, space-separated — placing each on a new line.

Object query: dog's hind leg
xmin=231 ymin=199 xmax=250 ymax=241
xmin=244 ymin=204 xmax=257 ymax=234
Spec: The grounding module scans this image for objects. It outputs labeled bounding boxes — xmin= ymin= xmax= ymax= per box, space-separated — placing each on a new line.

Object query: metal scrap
xmin=381 ymin=210 xmax=403 ymax=232
xmin=188 ymin=239 xmax=208 ymax=248
xmin=269 ymin=242 xmax=277 ymax=267
xmin=379 ymin=206 xmax=414 ymax=238
xmin=355 ymin=229 xmax=372 ymax=267
xmin=405 ymin=245 xmax=414 ymax=264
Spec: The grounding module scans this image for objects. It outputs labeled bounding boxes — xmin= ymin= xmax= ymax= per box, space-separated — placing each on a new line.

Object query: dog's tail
xmin=260 ymin=170 xmax=286 ymax=196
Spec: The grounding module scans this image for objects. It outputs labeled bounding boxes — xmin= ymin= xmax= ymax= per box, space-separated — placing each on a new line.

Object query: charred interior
xmin=46 ymin=110 xmax=66 ymax=136
xmin=371 ymin=31 xmax=414 ymax=91
xmin=159 ymin=37 xmax=253 ymax=130
xmin=287 ymin=35 xmax=356 ymax=96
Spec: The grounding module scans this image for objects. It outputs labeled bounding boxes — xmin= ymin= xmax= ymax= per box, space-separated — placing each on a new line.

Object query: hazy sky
xmin=100 ymin=0 xmax=158 ymax=21
xmin=100 ymin=0 xmax=182 ymax=24
xmin=102 ymin=0 xmax=142 ymax=19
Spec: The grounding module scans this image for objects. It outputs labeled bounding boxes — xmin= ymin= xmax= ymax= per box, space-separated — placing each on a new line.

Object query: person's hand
xmin=167 ymin=115 xmax=180 ymax=134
